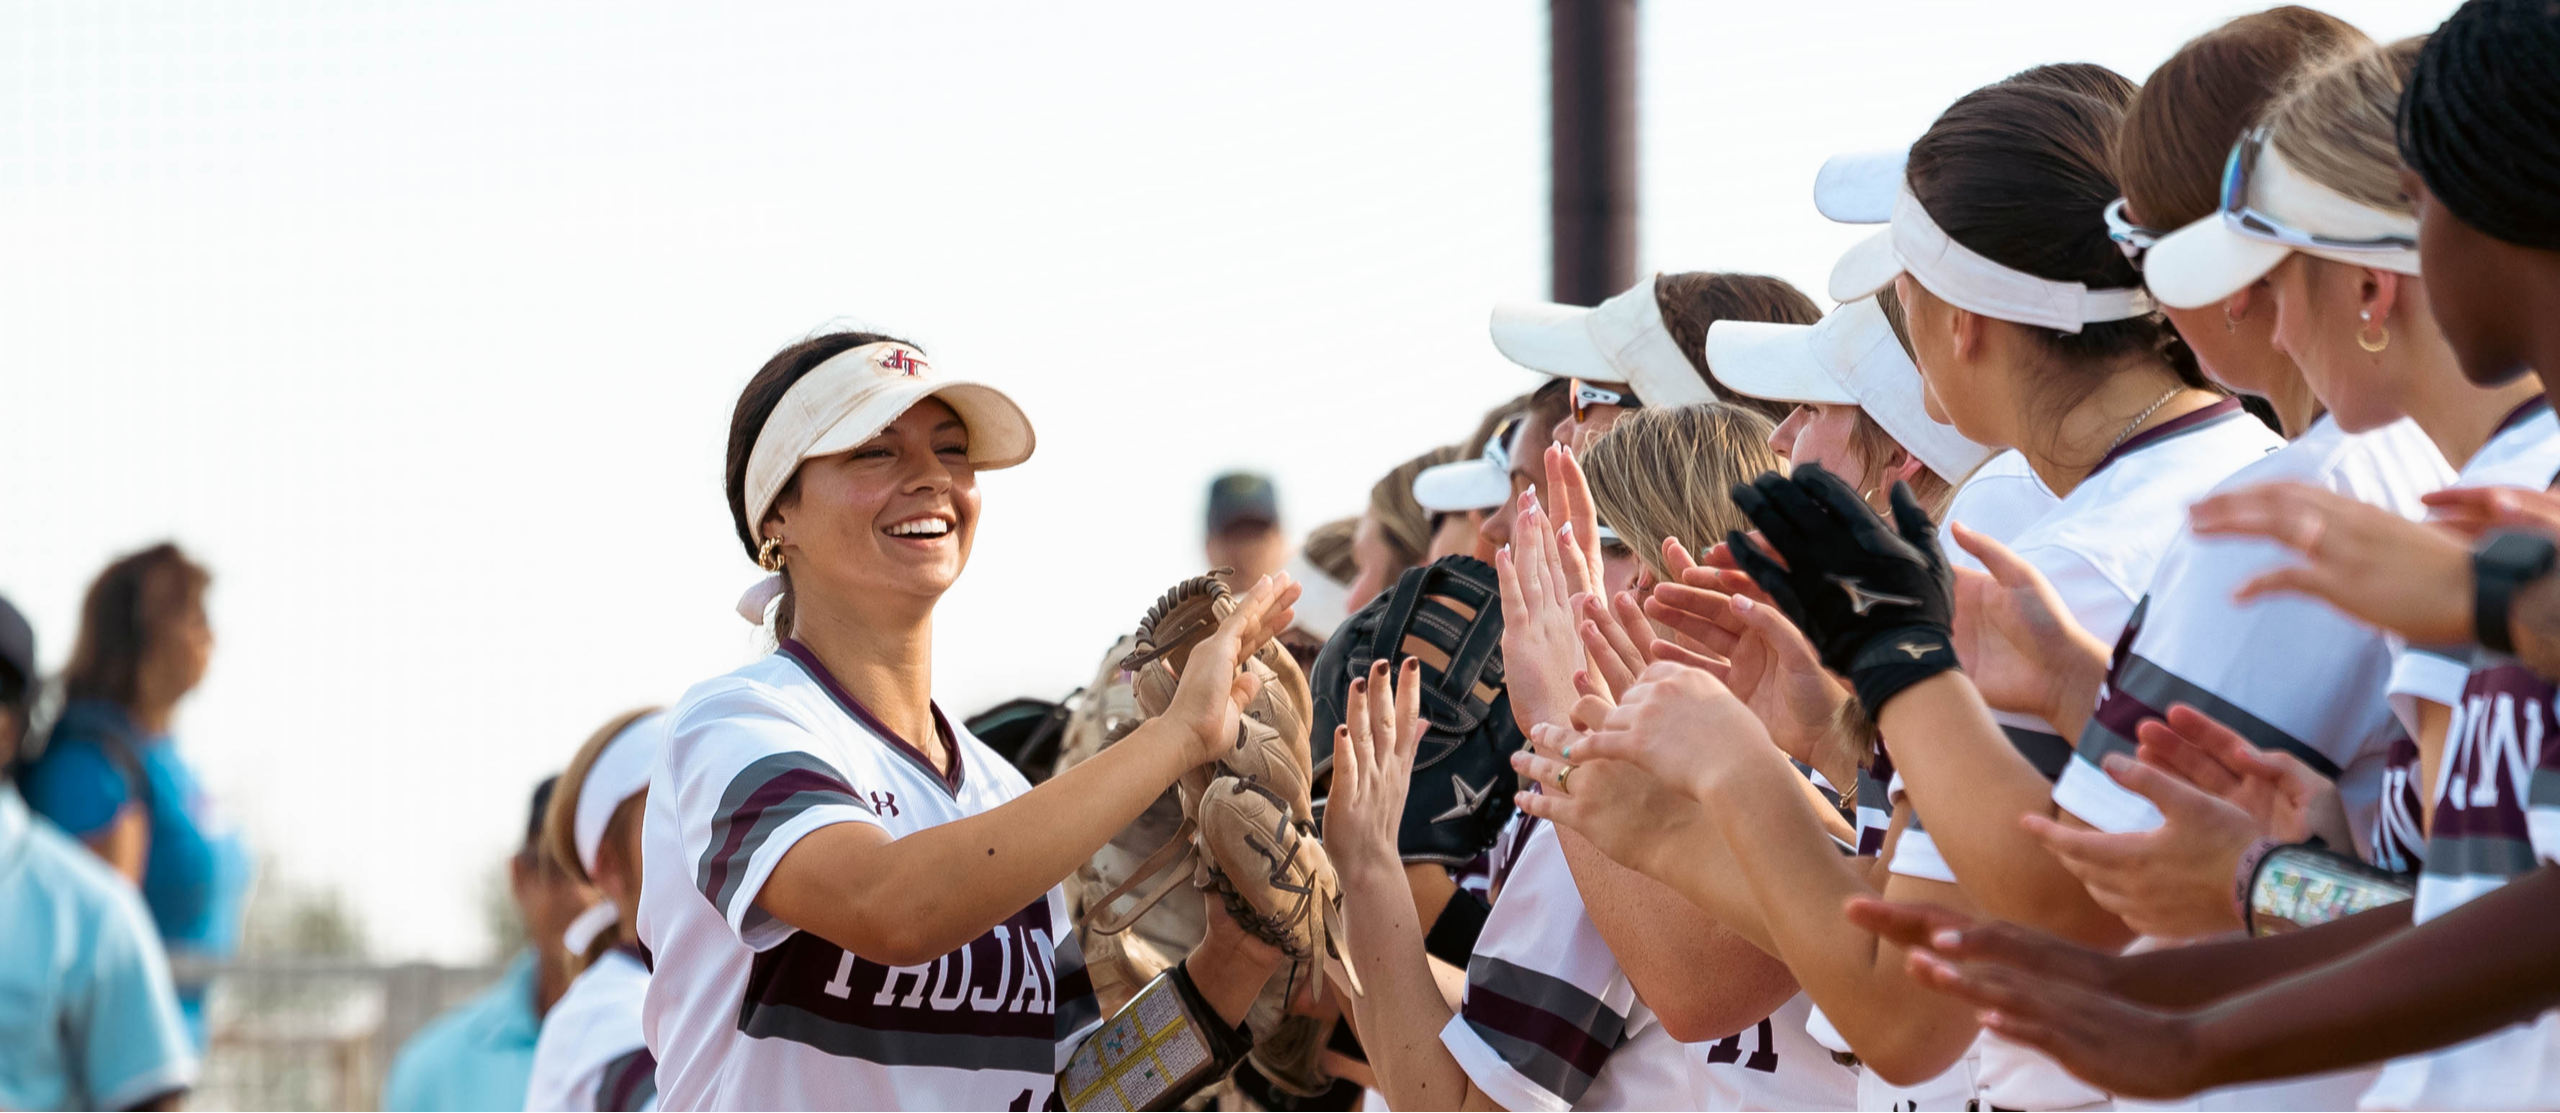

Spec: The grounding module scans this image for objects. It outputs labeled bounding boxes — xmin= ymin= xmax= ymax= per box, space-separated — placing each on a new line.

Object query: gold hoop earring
xmin=2357 ymin=309 xmax=2390 ymax=354
xmin=757 ymin=536 xmax=786 ymax=572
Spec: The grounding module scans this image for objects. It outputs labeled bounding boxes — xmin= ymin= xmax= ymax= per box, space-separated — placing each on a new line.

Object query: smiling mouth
xmin=884 ymin=518 xmax=953 ymax=539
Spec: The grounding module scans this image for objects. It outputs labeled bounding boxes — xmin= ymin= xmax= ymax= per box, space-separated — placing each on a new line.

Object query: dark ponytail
xmin=2398 ymin=0 xmax=2560 ymax=251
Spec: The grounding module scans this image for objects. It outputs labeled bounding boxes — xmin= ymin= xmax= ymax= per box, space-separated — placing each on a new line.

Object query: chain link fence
xmin=178 ymin=957 xmax=504 ymax=1111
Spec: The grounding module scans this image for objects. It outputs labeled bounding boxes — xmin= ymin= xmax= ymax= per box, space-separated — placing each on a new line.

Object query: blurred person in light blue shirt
xmin=20 ymin=543 xmax=252 ymax=1047
xmin=382 ymin=776 xmax=597 ymax=1112
xmin=0 ymin=593 xmax=197 ymax=1111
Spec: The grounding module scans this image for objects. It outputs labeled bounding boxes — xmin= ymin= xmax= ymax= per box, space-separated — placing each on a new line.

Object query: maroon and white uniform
xmin=527 ymin=944 xmax=658 ymax=1112
xmin=1888 ymin=400 xmax=2281 ymax=1111
xmin=637 ymin=641 xmax=1099 ymax=1110
xmin=1441 ymin=817 xmax=1696 ymax=1110
xmin=2362 ymin=403 xmax=2560 ymax=1111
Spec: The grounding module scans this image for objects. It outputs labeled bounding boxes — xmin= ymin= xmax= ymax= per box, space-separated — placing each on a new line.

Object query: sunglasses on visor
xmin=1570 ymin=379 xmax=1642 ymax=424
xmin=2218 ymin=126 xmax=2418 ymax=254
xmin=2104 ymin=198 xmax=2165 ymax=269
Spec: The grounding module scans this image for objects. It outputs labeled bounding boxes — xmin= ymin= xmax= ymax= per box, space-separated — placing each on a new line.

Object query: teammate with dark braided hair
xmin=1846 ymin=1 xmax=2560 ymax=1103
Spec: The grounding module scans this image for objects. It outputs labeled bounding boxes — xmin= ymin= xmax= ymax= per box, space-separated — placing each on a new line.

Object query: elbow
xmin=1861 ymin=1035 xmax=1971 ymax=1088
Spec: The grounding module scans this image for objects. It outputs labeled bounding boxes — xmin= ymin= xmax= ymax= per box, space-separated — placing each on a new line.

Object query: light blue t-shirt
xmin=22 ymin=700 xmax=254 ymax=1044
xmin=381 ymin=950 xmax=543 ymax=1112
xmin=0 ymin=785 xmax=198 ymax=1111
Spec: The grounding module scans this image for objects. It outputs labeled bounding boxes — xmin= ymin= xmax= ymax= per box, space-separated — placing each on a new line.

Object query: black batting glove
xmin=1726 ymin=464 xmax=1958 ymax=714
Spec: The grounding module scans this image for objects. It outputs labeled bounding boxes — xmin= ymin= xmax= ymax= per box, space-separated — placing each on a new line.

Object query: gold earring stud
xmin=757 ymin=536 xmax=786 ymax=572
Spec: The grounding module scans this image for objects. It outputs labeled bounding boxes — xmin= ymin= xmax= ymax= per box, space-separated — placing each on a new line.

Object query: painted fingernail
xmin=1933 ymin=929 xmax=1962 ymax=949
xmin=1733 ymin=595 xmax=1754 ymax=612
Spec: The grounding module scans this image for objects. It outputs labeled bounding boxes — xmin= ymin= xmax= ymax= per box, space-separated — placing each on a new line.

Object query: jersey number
xmin=1703 ymin=1018 xmax=1780 ymax=1073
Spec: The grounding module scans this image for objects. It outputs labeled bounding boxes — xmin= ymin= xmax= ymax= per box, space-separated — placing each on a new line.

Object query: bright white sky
xmin=0 ymin=0 xmax=2452 ymax=961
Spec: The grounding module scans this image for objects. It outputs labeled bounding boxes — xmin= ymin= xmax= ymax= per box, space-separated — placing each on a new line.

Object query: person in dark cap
xmin=1204 ymin=471 xmax=1290 ymax=590
xmin=0 ymin=593 xmax=198 ymax=1111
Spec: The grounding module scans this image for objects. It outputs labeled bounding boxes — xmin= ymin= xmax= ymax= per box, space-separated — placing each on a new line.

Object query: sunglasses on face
xmin=1570 ymin=379 xmax=1642 ymax=424
xmin=2218 ymin=126 xmax=2417 ymax=254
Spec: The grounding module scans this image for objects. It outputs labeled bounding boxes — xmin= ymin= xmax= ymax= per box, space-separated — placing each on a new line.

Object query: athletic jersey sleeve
xmin=664 ymin=681 xmax=890 ymax=951
xmin=21 ymin=741 xmax=133 ymax=839
xmin=1440 ymin=822 xmax=1649 ymax=1112
xmin=69 ymin=875 xmax=198 ymax=1110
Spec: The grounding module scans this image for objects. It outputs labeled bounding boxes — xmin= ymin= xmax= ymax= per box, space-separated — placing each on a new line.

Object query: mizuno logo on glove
xmin=1829 ymin=574 xmax=1922 ymax=616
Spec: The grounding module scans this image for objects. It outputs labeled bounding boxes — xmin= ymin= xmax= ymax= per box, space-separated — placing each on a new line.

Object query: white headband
xmin=1831 ymin=186 xmax=2156 ymax=334
xmin=574 ymin=711 xmax=667 ymax=880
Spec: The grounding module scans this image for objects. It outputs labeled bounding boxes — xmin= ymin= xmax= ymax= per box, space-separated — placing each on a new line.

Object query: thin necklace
xmin=2108 ymin=387 xmax=2185 ymax=455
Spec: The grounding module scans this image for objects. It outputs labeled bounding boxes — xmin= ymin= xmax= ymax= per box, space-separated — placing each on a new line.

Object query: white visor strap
xmin=1892 ymin=187 xmax=2156 ymax=334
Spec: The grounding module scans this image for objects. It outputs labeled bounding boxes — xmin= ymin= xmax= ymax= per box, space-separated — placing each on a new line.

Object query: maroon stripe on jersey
xmin=697 ymin=754 xmax=866 ymax=918
xmin=2090 ymin=398 xmax=2245 ymax=478
xmin=596 ymin=1045 xmax=658 ymax=1112
xmin=779 ymin=638 xmax=965 ymax=796
xmin=1463 ymin=988 xmax=1613 ymax=1089
xmin=2370 ymin=734 xmax=2428 ymax=873
xmin=737 ymin=899 xmax=1072 ymax=1072
xmin=2495 ymin=396 xmax=2553 ymax=438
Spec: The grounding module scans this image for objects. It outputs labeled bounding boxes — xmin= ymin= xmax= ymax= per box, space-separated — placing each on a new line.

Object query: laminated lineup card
xmin=1061 ymin=974 xmax=1218 ymax=1111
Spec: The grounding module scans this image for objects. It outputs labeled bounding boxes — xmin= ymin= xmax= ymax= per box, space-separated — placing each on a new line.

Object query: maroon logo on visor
xmin=875 ymin=348 xmax=925 ymax=376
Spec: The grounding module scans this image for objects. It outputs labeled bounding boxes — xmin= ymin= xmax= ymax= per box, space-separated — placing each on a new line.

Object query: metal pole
xmin=1549 ymin=0 xmax=1639 ymax=306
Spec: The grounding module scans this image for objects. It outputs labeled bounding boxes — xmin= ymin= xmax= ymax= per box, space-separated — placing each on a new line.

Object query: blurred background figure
xmin=381 ymin=777 xmax=594 ymax=1112
xmin=0 ymin=592 xmax=197 ymax=1112
xmin=19 ymin=543 xmax=249 ymax=1046
xmin=1204 ymin=471 xmax=1290 ymax=590
xmin=1346 ymin=445 xmax=1466 ymax=612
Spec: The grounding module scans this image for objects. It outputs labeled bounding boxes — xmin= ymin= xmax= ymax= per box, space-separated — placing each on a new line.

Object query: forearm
xmin=1557 ymin=825 xmax=1799 ymax=1042
xmin=2039 ymin=644 xmax=2109 ymax=747
xmin=2187 ymin=867 xmax=2560 ymax=1086
xmin=765 ymin=720 xmax=1192 ymax=964
xmin=1335 ymin=854 xmax=1487 ymax=1111
xmin=1686 ymin=759 xmax=1978 ymax=1081
xmin=2106 ymin=898 xmax=2413 ymax=1008
xmin=1878 ymin=674 xmax=2130 ymax=946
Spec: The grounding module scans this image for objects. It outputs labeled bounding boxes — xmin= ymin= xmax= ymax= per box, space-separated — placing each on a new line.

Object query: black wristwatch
xmin=2474 ymin=530 xmax=2557 ymax=655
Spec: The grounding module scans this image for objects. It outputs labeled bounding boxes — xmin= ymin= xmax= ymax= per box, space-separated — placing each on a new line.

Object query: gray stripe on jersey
xmin=1464 ymin=1017 xmax=1599 ymax=1104
xmin=2423 ymin=833 xmax=2541 ymax=878
xmin=736 ymin=1000 xmax=1057 ymax=1073
xmin=1466 ymin=955 xmax=1632 ymax=1049
xmin=2108 ymin=656 xmax=2333 ymax=777
xmin=2532 ymin=768 xmax=2560 ymax=809
xmin=696 ymin=752 xmax=867 ymax=917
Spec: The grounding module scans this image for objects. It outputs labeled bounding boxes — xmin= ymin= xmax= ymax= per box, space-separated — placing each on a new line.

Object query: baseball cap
xmin=1487 ymin=277 xmax=1715 ymax=407
xmin=0 ymin=594 xmax=31 ymax=706
xmin=1707 ymin=297 xmax=1994 ymax=482
xmin=1814 ymin=148 xmax=1909 ymax=224
xmin=742 ymin=341 xmax=1035 ymax=546
xmin=1413 ymin=415 xmax=1522 ymax=513
xmin=2143 ymin=134 xmax=2421 ymax=310
xmin=1206 ymin=472 xmax=1280 ymax=534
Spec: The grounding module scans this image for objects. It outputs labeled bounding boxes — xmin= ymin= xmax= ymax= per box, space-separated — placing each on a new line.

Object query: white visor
xmin=2143 ymin=144 xmax=2422 ymax=310
xmin=1706 ymin=298 xmax=1994 ymax=483
xmin=1413 ymin=418 xmax=1520 ymax=513
xmin=1814 ymin=148 xmax=1910 ymax=224
xmin=1488 ymin=277 xmax=1715 ymax=407
xmin=1830 ymin=187 xmax=2156 ymax=334
xmin=737 ymin=341 xmax=1035 ymax=622
xmin=574 ymin=711 xmax=668 ymax=879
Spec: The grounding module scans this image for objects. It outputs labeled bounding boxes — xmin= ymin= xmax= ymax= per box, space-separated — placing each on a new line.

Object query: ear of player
xmin=1728 ymin=464 xmax=1962 ymax=713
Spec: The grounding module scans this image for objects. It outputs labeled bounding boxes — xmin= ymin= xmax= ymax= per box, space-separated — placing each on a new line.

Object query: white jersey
xmin=1892 ymin=400 xmax=2281 ymax=1112
xmin=1441 ymin=819 xmax=1694 ymax=1110
xmin=1937 ymin=449 xmax=2061 ymax=575
xmin=2386 ymin=401 xmax=2560 ymax=731
xmin=637 ymin=642 xmax=1099 ymax=1112
xmin=2362 ymin=406 xmax=2560 ymax=1112
xmin=2054 ymin=416 xmax=2450 ymax=853
xmin=1684 ymin=991 xmax=1855 ymax=1111
xmin=528 ymin=945 xmax=658 ymax=1112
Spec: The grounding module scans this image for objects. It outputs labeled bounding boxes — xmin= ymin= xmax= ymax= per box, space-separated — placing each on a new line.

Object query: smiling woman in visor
xmin=637 ymin=330 xmax=1299 ymax=1111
